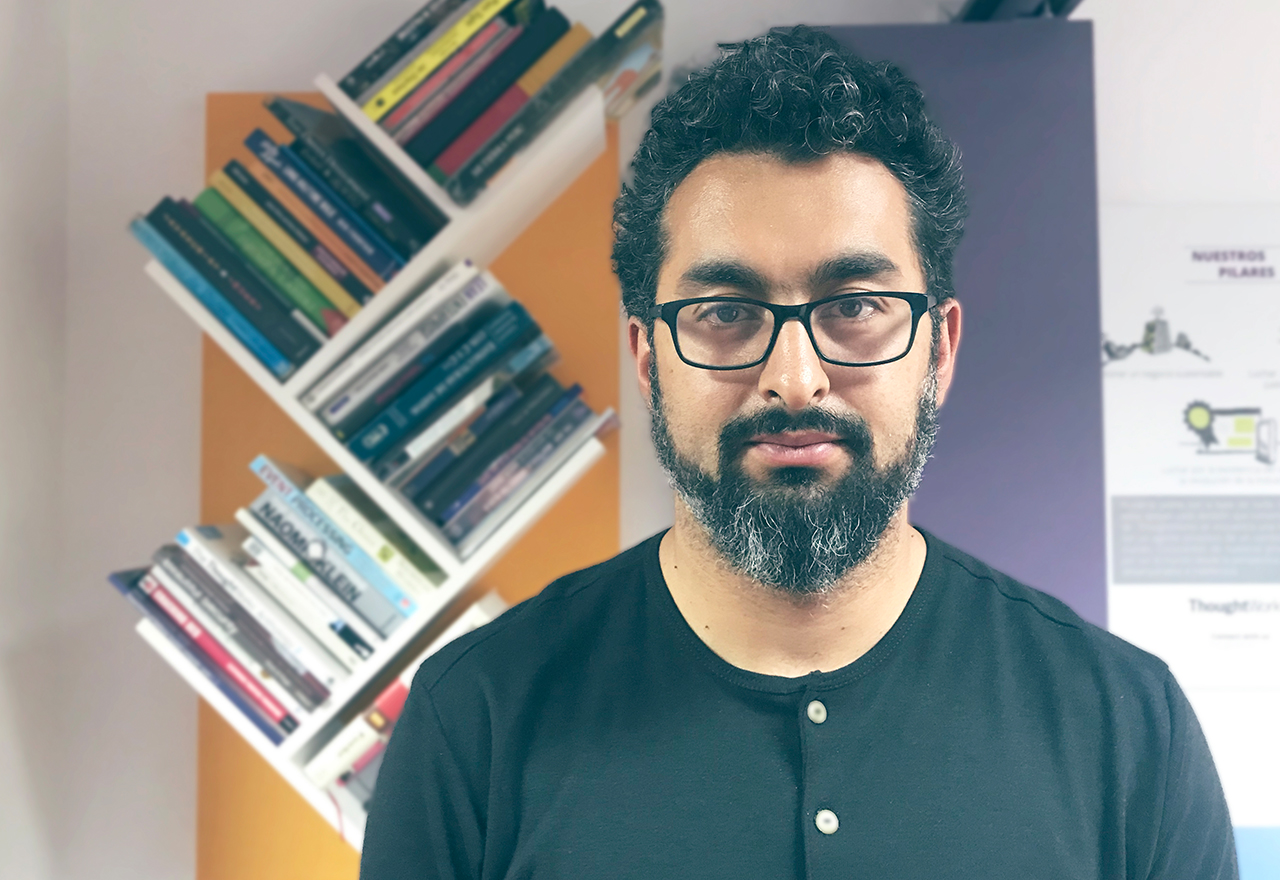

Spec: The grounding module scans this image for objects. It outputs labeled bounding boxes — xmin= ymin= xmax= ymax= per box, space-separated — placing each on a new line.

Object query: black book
xmin=339 ymin=0 xmax=472 ymax=99
xmin=266 ymin=97 xmax=448 ymax=261
xmin=413 ymin=371 xmax=563 ymax=522
xmin=147 ymin=198 xmax=321 ymax=365
xmin=447 ymin=0 xmax=663 ymax=205
xmin=223 ymin=159 xmax=374 ymax=306
xmin=404 ymin=7 xmax=570 ymax=169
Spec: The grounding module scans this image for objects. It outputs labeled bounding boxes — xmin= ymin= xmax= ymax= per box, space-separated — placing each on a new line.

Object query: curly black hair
xmin=612 ymin=25 xmax=967 ymax=321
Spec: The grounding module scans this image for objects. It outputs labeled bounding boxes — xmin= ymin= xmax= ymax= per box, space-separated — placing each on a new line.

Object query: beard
xmin=648 ymin=359 xmax=939 ymax=597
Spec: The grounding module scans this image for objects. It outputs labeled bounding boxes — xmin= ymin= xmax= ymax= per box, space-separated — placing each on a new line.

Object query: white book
xmin=299 ymin=261 xmax=478 ymax=412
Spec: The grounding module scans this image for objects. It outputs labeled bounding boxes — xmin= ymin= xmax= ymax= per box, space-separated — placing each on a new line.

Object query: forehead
xmin=660 ymin=151 xmax=919 ymax=287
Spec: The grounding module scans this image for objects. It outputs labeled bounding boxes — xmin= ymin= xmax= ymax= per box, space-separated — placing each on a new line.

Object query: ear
xmin=628 ymin=316 xmax=654 ymax=408
xmin=932 ymin=298 xmax=963 ymax=407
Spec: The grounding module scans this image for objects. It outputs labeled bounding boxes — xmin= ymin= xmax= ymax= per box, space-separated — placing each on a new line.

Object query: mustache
xmin=718 ymin=406 xmax=874 ymax=460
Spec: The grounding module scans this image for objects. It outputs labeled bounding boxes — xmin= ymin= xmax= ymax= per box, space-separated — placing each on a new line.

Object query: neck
xmin=659 ymin=500 xmax=927 ymax=678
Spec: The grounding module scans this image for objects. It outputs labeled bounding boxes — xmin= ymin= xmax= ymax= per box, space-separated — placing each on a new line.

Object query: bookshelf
xmin=127 ymin=76 xmax=624 ymax=874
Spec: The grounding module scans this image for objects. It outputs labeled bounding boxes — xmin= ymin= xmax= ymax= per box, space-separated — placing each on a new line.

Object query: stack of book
xmin=109 ymin=455 xmax=446 ymax=745
xmin=340 ymin=0 xmax=663 ymax=205
xmin=303 ymin=592 xmax=506 ymax=818
xmin=130 ymin=97 xmax=448 ymax=382
xmin=298 ymin=260 xmax=614 ymax=558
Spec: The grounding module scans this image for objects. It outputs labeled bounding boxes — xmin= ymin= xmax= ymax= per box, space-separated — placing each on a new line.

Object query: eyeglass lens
xmin=672 ymin=295 xmax=917 ymax=368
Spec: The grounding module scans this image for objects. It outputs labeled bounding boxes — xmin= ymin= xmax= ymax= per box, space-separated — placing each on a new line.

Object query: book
xmin=395 ymin=380 xmax=522 ymax=495
xmin=336 ymin=741 xmax=385 ymax=811
xmin=324 ymin=274 xmax=506 ymax=436
xmin=265 ymin=97 xmax=447 ymax=260
xmin=249 ymin=455 xmax=422 ymax=620
xmin=165 ymin=531 xmax=351 ymax=687
xmin=413 ymin=373 xmax=565 ymax=521
xmin=240 ymin=154 xmax=386 ymax=294
xmin=443 ymin=396 xmax=590 ymax=537
xmin=193 ymin=187 xmax=348 ymax=336
xmin=299 ymin=261 xmax=478 ymax=412
xmin=147 ymin=198 xmax=322 ymax=365
xmin=109 ymin=569 xmax=287 ymax=745
xmin=154 ymin=543 xmax=339 ymax=709
xmin=303 ymin=593 xmax=505 ymax=787
xmin=137 ymin=569 xmax=300 ymax=732
xmin=129 ymin=216 xmax=295 ymax=381
xmin=214 ymin=163 xmax=369 ymax=312
xmin=245 ymin=129 xmax=404 ymax=281
xmin=305 ymin=474 xmax=443 ymax=599
xmin=361 ymin=0 xmax=543 ymax=121
xmin=369 ymin=331 xmax=554 ymax=482
xmin=385 ymin=18 xmax=520 ymax=144
xmin=447 ymin=0 xmax=663 ymax=205
xmin=455 ymin=407 xmax=609 ymax=558
xmin=429 ymin=21 xmax=591 ymax=178
xmin=339 ymin=0 xmax=471 ymax=99
xmin=403 ymin=7 xmax=570 ymax=169
xmin=235 ymin=509 xmax=383 ymax=658
xmin=347 ymin=301 xmax=539 ymax=461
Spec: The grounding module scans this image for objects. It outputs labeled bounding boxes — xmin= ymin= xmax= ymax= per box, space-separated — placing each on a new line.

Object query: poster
xmin=1101 ymin=206 xmax=1280 ymax=870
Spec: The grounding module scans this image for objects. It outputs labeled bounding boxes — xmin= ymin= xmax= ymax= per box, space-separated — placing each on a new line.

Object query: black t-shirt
xmin=360 ymin=530 xmax=1237 ymax=879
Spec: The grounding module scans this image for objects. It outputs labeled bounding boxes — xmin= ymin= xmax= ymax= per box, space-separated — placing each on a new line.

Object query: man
xmin=362 ymin=26 xmax=1236 ymax=879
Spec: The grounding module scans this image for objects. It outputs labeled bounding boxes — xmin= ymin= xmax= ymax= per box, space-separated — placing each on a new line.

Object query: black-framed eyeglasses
xmin=647 ymin=291 xmax=938 ymax=371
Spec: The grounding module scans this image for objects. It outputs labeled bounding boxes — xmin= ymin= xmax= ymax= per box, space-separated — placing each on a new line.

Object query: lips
xmin=748 ymin=432 xmax=843 ymax=448
xmin=744 ymin=432 xmax=847 ymax=467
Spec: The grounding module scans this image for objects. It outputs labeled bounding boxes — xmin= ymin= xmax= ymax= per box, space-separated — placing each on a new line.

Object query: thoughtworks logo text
xmin=1189 ymin=599 xmax=1280 ymax=615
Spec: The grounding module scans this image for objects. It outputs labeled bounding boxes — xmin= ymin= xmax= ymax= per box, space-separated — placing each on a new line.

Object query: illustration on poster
xmin=1184 ymin=401 xmax=1277 ymax=465
xmin=1102 ymin=307 xmax=1210 ymax=364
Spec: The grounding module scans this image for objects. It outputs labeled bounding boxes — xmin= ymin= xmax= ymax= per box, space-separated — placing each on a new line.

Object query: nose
xmin=756 ymin=317 xmax=830 ymax=410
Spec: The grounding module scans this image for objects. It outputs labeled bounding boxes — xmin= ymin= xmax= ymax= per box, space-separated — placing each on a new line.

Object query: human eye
xmin=820 ymin=295 xmax=884 ymax=321
xmin=692 ymin=300 xmax=765 ymax=326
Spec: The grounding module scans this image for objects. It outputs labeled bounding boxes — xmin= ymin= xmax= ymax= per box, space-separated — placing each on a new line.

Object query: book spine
xmin=448 ymin=0 xmax=663 ymax=205
xmin=362 ymin=0 xmax=530 ymax=121
xmin=224 ymin=159 xmax=375 ymax=306
xmin=404 ymin=9 xmax=569 ymax=168
xmin=455 ymin=409 xmax=607 ymax=558
xmin=324 ymin=276 xmax=501 ymax=433
xmin=415 ymin=372 xmax=565 ymax=519
xmin=386 ymin=19 xmax=519 ymax=143
xmin=244 ymin=130 xmax=404 ymax=280
xmin=192 ymin=188 xmax=346 ymax=337
xmin=398 ymin=380 xmax=522 ymax=496
xmin=305 ymin=715 xmax=386 ymax=788
xmin=165 ymin=536 xmax=349 ymax=688
xmin=129 ymin=217 xmax=295 ymax=381
xmin=249 ymin=490 xmax=406 ymax=638
xmin=339 ymin=0 xmax=471 ymax=98
xmin=241 ymin=155 xmax=386 ymax=294
xmin=213 ymin=166 xmax=366 ymax=315
xmin=109 ymin=570 xmax=286 ymax=745
xmin=445 ymin=397 xmax=589 ymax=536
xmin=304 ymin=477 xmax=439 ymax=599
xmin=234 ymin=508 xmax=382 ymax=657
xmin=348 ymin=302 xmax=537 ymax=461
xmin=138 ymin=571 xmax=300 ymax=731
xmin=383 ymin=373 xmax=512 ymax=488
xmin=298 ymin=261 xmax=478 ymax=412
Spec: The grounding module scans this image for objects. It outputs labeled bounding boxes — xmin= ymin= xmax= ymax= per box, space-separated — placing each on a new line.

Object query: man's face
xmin=629 ymin=151 xmax=960 ymax=593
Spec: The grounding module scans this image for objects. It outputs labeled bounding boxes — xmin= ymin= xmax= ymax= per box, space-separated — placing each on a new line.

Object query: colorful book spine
xmin=396 ymin=380 xmax=522 ymax=495
xmin=448 ymin=0 xmax=664 ymax=205
xmin=129 ymin=216 xmax=295 ymax=381
xmin=109 ymin=569 xmax=287 ymax=745
xmin=137 ymin=570 xmax=300 ymax=732
xmin=299 ymin=261 xmax=478 ymax=413
xmin=340 ymin=0 xmax=471 ymax=99
xmin=244 ymin=130 xmax=404 ymax=280
xmin=361 ymin=0 xmax=538 ymax=120
xmin=404 ymin=8 xmax=569 ymax=168
xmin=192 ymin=188 xmax=347 ymax=337
xmin=348 ymin=301 xmax=537 ymax=461
xmin=249 ymin=455 xmax=421 ymax=620
xmin=305 ymin=475 xmax=441 ymax=599
xmin=240 ymin=154 xmax=386 ymax=294
xmin=235 ymin=508 xmax=382 ymax=657
xmin=212 ymin=165 xmax=366 ymax=314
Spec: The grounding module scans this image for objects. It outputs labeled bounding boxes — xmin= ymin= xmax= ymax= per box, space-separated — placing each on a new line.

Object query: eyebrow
xmin=676 ymin=251 xmax=901 ymax=299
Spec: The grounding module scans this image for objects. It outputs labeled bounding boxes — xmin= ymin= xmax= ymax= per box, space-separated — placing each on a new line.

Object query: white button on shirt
xmin=815 ymin=809 xmax=839 ymax=835
xmin=807 ymin=700 xmax=828 ymax=724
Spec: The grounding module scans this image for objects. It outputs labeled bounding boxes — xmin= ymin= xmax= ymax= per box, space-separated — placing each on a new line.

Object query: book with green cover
xmin=193 ymin=188 xmax=348 ymax=337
